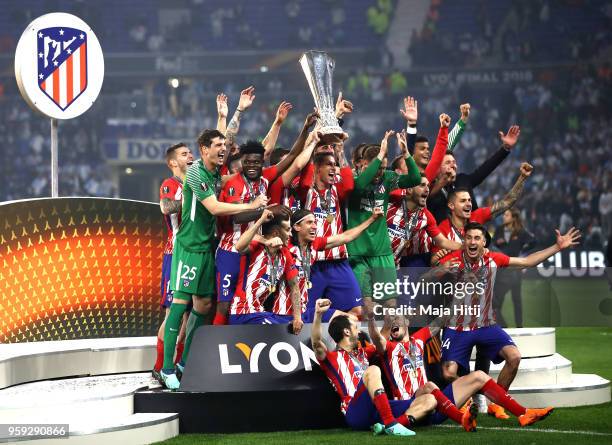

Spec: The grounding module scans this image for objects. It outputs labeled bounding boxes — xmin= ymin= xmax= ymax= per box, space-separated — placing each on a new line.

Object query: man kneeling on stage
xmin=310 ymin=298 xmax=436 ymax=437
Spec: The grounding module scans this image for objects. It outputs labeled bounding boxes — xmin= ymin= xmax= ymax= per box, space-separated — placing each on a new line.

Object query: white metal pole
xmin=50 ymin=118 xmax=58 ymax=197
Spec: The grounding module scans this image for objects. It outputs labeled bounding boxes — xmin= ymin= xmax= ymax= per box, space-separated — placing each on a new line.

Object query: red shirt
xmin=299 ymin=163 xmax=354 ymax=261
xmin=230 ymin=240 xmax=298 ymax=315
xmin=435 ymin=207 xmax=492 ymax=251
xmin=268 ymin=175 xmax=302 ymax=213
xmin=387 ymin=190 xmax=440 ymax=265
xmin=381 ymin=328 xmax=430 ymax=400
xmin=440 ymin=250 xmax=510 ymax=330
xmin=160 ymin=176 xmax=183 ymax=255
xmin=318 ymin=343 xmax=377 ymax=415
xmin=275 ymin=237 xmax=327 ymax=315
xmin=218 ymin=166 xmax=278 ymax=252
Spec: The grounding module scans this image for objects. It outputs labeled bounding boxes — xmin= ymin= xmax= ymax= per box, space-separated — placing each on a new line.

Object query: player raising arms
xmin=298 ymin=132 xmax=362 ymax=319
xmin=387 ymin=171 xmax=462 ymax=269
xmin=213 ymin=113 xmax=313 ymax=326
xmin=435 ymin=162 xmax=534 ymax=250
xmin=311 ymin=299 xmax=438 ymax=436
xmin=152 ymin=143 xmax=194 ymax=382
xmin=438 ymin=222 xmax=581 ymax=420
xmin=368 ymin=314 xmax=557 ymax=430
xmin=346 ymin=130 xmax=421 ymax=316
xmin=284 ymin=207 xmax=384 ymax=323
xmin=160 ymin=129 xmax=268 ymax=390
xmin=228 ymin=209 xmax=303 ymax=333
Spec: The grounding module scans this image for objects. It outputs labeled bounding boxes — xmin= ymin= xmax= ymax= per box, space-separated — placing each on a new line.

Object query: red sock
xmin=431 ymin=389 xmax=463 ymax=424
xmin=482 ymin=379 xmax=526 ymax=417
xmin=213 ymin=313 xmax=227 ymax=325
xmin=174 ymin=342 xmax=185 ymax=365
xmin=154 ymin=338 xmax=164 ymax=371
xmin=397 ymin=414 xmax=412 ymax=427
xmin=372 ymin=392 xmax=396 ymax=426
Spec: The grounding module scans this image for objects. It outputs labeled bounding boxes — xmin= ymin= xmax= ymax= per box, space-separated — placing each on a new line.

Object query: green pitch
xmin=154 ymin=327 xmax=612 ymax=445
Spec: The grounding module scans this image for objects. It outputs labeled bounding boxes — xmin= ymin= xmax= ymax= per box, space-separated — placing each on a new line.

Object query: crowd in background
xmin=0 ymin=0 xmax=610 ymax=249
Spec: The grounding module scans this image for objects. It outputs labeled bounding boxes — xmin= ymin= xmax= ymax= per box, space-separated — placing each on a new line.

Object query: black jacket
xmin=428 ymin=145 xmax=510 ymax=223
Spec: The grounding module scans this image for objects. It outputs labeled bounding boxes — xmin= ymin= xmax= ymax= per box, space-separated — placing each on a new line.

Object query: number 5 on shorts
xmin=222 ymin=273 xmax=231 ymax=289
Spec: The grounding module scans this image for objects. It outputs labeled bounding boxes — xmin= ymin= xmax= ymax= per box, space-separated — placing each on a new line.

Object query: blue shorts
xmin=441 ymin=325 xmax=516 ymax=371
xmin=160 ymin=253 xmax=174 ymax=308
xmin=427 ymin=384 xmax=455 ymax=425
xmin=229 ymin=313 xmax=291 ymax=325
xmin=345 ymin=380 xmax=414 ymax=430
xmin=216 ymin=248 xmax=244 ymax=303
xmin=308 ymin=260 xmax=361 ymax=313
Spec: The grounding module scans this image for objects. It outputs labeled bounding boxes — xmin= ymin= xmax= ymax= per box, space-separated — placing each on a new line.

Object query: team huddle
xmin=151 ymin=87 xmax=581 ymax=436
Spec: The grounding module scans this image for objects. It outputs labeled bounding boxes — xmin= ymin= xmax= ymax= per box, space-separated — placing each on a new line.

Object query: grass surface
xmin=154 ymin=328 xmax=612 ymax=445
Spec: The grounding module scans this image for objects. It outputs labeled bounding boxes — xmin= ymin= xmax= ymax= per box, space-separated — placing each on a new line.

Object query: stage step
xmin=0 ymin=337 xmax=156 ymax=389
xmin=0 ymin=413 xmax=179 ymax=445
xmin=0 ymin=373 xmax=160 ymax=423
xmin=470 ymin=353 xmax=572 ymax=387
xmin=469 ymin=328 xmax=556 ymax=360
xmin=509 ymin=374 xmax=611 ymax=408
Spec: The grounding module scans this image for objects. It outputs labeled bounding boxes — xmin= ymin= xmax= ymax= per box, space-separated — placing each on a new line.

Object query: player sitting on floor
xmin=368 ymin=314 xmax=555 ymax=429
xmin=311 ymin=298 xmax=442 ymax=437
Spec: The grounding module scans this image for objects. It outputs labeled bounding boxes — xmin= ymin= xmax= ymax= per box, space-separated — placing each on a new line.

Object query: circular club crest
xmin=15 ymin=13 xmax=104 ymax=120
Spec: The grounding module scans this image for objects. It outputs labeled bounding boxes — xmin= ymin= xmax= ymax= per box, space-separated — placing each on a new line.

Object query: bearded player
xmin=434 ymin=162 xmax=533 ymax=252
xmin=152 ymin=143 xmax=193 ymax=382
xmin=367 ymin=314 xmax=557 ymax=430
xmin=311 ymin=299 xmax=440 ymax=436
xmin=437 ymin=222 xmax=581 ymax=420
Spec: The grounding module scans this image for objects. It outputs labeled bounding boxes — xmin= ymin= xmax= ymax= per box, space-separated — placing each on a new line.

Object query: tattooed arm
xmin=288 ymin=276 xmax=304 ymax=335
xmin=226 ymin=86 xmax=256 ymax=146
xmin=160 ymin=198 xmax=182 ymax=215
xmin=490 ymin=162 xmax=533 ymax=217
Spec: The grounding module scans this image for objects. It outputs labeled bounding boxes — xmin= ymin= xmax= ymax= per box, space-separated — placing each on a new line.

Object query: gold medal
xmin=307 ymin=281 xmax=312 ymax=289
xmin=326 ymin=213 xmax=334 ymax=223
xmin=269 ymin=284 xmax=276 ymax=293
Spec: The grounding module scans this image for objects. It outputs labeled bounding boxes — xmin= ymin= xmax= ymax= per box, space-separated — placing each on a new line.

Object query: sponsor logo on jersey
xmin=162 ymin=186 xmax=170 ymax=194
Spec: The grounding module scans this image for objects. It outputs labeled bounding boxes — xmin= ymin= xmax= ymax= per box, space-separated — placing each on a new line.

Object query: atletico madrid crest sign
xmin=37 ymin=27 xmax=88 ymax=111
xmin=15 ymin=13 xmax=104 ymax=120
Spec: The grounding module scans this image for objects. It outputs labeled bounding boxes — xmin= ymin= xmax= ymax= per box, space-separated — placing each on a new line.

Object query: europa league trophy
xmin=300 ymin=51 xmax=344 ymax=142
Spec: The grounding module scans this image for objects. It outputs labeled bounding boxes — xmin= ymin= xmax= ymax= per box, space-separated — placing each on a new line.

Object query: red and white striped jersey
xmin=380 ymin=328 xmax=430 ymax=400
xmin=441 ymin=250 xmax=510 ymax=330
xmin=387 ymin=192 xmax=440 ymax=265
xmin=218 ymin=166 xmax=278 ymax=252
xmin=230 ymin=241 xmax=298 ymax=315
xmin=318 ymin=343 xmax=377 ymax=414
xmin=268 ymin=175 xmax=301 ymax=213
xmin=160 ymin=176 xmax=183 ymax=255
xmin=437 ymin=207 xmax=491 ymax=244
xmin=274 ymin=237 xmax=327 ymax=316
xmin=299 ymin=164 xmax=354 ymax=261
